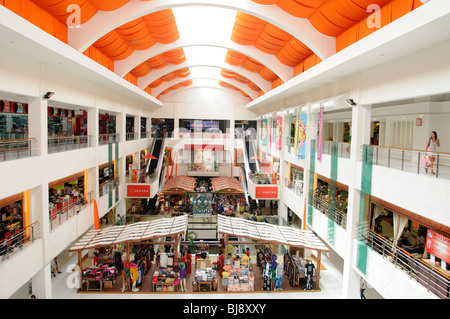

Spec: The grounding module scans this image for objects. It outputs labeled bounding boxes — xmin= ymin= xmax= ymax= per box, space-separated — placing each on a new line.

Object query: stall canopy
xmin=217 ymin=215 xmax=329 ymax=252
xmin=211 ymin=176 xmax=244 ymax=194
xmin=69 ymin=215 xmax=188 ymax=252
xmin=160 ymin=175 xmax=196 ymax=195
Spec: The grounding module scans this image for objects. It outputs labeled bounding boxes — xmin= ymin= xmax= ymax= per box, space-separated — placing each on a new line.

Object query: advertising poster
xmin=262 ymin=119 xmax=268 ymax=147
xmin=294 ymin=112 xmax=299 ymax=155
xmin=276 ymin=116 xmax=283 ymax=151
xmin=192 ymin=150 xmax=215 ymax=172
xmin=297 ymin=113 xmax=307 ymax=159
xmin=317 ymin=107 xmax=324 ymax=161
xmin=426 ymin=229 xmax=450 ymax=263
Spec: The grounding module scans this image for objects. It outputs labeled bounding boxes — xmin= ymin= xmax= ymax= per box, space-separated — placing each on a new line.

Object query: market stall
xmin=69 ymin=215 xmax=188 ymax=292
xmin=159 ymin=175 xmax=197 ymax=216
xmin=217 ymin=215 xmax=329 ymax=290
xmin=211 ymin=176 xmax=244 ymax=216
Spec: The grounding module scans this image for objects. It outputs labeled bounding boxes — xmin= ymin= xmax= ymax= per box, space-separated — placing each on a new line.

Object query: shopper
xmin=360 ymin=278 xmax=366 ymax=299
xmin=425 ymin=131 xmax=440 ymax=174
xmin=116 ymin=214 xmax=121 ymax=225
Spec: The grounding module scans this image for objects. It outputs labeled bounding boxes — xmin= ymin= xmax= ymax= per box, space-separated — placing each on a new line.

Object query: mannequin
xmin=305 ymin=260 xmax=315 ymax=290
xmin=130 ymin=263 xmax=139 ymax=292
xmin=121 ymin=262 xmax=131 ymax=292
xmin=179 ymin=262 xmax=187 ymax=292
xmin=275 ymin=262 xmax=283 ymax=291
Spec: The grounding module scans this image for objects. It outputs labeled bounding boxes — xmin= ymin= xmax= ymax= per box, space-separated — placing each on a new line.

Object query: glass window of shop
xmin=289 ymin=165 xmax=304 ymax=194
xmin=49 ymin=174 xmax=85 ymax=213
xmin=0 ymin=196 xmax=24 ymax=242
xmin=179 ymin=119 xmax=227 ymax=133
xmin=152 ymin=118 xmax=174 ymax=137
xmin=0 ymin=100 xmax=28 ymax=140
xmin=314 ymin=178 xmax=348 ymax=213
xmin=126 ymin=116 xmax=134 ymax=133
xmin=48 ymin=107 xmax=87 ymax=137
xmin=99 ymin=113 xmax=116 ymax=134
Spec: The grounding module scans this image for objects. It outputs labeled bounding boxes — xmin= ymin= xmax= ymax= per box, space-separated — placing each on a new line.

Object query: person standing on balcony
xmin=425 ymin=131 xmax=440 ymax=174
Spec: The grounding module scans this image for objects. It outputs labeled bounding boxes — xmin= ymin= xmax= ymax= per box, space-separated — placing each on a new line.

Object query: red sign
xmin=255 ymin=186 xmax=278 ymax=199
xmin=425 ymin=230 xmax=450 ymax=264
xmin=127 ymin=184 xmax=151 ymax=198
xmin=416 ymin=118 xmax=422 ymax=126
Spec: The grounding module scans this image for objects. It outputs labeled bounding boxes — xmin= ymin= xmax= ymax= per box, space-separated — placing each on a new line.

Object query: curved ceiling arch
xmin=160 ymin=83 xmax=252 ymax=102
xmin=68 ymin=0 xmax=335 ymax=60
xmin=152 ymin=73 xmax=258 ymax=99
xmin=115 ymin=40 xmax=293 ymax=82
xmin=138 ymin=62 xmax=270 ymax=93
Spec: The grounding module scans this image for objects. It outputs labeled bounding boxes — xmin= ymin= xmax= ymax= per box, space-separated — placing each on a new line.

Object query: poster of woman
xmin=262 ymin=119 xmax=268 ymax=147
xmin=297 ymin=113 xmax=307 ymax=159
xmin=276 ymin=116 xmax=283 ymax=151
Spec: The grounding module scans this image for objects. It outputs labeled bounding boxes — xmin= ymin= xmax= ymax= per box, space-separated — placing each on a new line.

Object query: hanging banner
xmin=426 ymin=229 xmax=450 ymax=264
xmin=262 ymin=119 xmax=268 ymax=147
xmin=317 ymin=106 xmax=324 ymax=161
xmin=294 ymin=112 xmax=299 ymax=155
xmin=297 ymin=113 xmax=307 ymax=159
xmin=276 ymin=116 xmax=283 ymax=151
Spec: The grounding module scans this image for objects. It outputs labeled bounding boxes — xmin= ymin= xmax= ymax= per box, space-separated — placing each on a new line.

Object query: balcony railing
xmin=49 ymin=192 xmax=92 ymax=231
xmin=313 ymin=195 xmax=347 ymax=229
xmin=126 ymin=132 xmax=139 ymax=141
xmin=0 ymin=138 xmax=38 ymax=162
xmin=126 ymin=170 xmax=159 ymax=184
xmin=99 ymin=133 xmax=120 ymax=145
xmin=0 ymin=221 xmax=41 ymax=263
xmin=361 ymin=228 xmax=450 ymax=299
xmin=48 ymin=135 xmax=92 ymax=154
xmin=140 ymin=131 xmax=150 ymax=139
xmin=99 ymin=177 xmax=120 ymax=197
xmin=321 ymin=140 xmax=351 ymax=159
xmin=361 ymin=145 xmax=450 ymax=179
xmin=284 ymin=178 xmax=303 ymax=198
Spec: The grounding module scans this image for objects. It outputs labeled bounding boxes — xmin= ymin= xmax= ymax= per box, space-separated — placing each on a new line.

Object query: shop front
xmin=0 ymin=192 xmax=28 ymax=256
xmin=0 ymin=100 xmax=28 ymax=140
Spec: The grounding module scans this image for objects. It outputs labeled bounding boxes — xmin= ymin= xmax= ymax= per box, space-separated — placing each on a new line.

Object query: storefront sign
xmin=126 ymin=184 xmax=151 ymax=198
xmin=193 ymin=193 xmax=212 ymax=216
xmin=190 ymin=121 xmax=219 ymax=130
xmin=425 ymin=230 xmax=450 ymax=263
xmin=255 ymin=186 xmax=278 ymax=199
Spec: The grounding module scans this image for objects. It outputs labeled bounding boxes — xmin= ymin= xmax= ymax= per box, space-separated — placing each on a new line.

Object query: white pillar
xmin=342 ymin=104 xmax=372 ymax=299
xmin=31 ymin=264 xmax=52 ymax=299
xmin=87 ymin=106 xmax=98 ymax=148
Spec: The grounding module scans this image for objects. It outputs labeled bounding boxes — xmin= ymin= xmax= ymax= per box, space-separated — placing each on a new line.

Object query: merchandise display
xmin=153 ymin=267 xmax=178 ymax=292
xmin=194 ymin=267 xmax=217 ymax=291
xmin=284 ymin=254 xmax=316 ymax=289
xmin=224 ymin=263 xmax=254 ymax=292
xmin=83 ymin=265 xmax=117 ymax=291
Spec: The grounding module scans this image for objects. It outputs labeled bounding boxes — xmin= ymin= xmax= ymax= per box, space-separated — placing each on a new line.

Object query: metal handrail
xmin=48 ymin=135 xmax=92 ymax=154
xmin=0 ymin=138 xmax=38 ymax=162
xmin=99 ymin=133 xmax=120 ymax=145
xmin=361 ymin=144 xmax=450 ymax=179
xmin=49 ymin=192 xmax=92 ymax=231
xmin=125 ymin=132 xmax=139 ymax=141
xmin=0 ymin=221 xmax=41 ymax=263
xmin=362 ymin=229 xmax=450 ymax=299
xmin=284 ymin=178 xmax=304 ymax=198
xmin=313 ymin=195 xmax=347 ymax=229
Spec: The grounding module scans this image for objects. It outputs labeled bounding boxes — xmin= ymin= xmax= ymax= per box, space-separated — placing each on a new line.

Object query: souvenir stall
xmin=82 ymin=264 xmax=117 ymax=291
xmin=211 ymin=176 xmax=244 ymax=216
xmin=217 ymin=215 xmax=329 ymax=291
xmin=283 ymin=253 xmax=317 ymax=290
xmin=193 ymin=267 xmax=218 ymax=291
xmin=69 ymin=215 xmax=188 ymax=293
xmin=159 ymin=176 xmax=197 ymax=216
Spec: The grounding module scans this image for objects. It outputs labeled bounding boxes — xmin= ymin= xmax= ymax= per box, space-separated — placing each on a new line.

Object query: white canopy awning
xmin=217 ymin=215 xmax=329 ymax=252
xmin=69 ymin=215 xmax=188 ymax=252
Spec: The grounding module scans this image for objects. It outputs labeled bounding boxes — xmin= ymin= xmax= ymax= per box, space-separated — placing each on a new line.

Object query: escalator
xmin=245 ymin=140 xmax=257 ymax=173
xmin=145 ymin=138 xmax=164 ymax=215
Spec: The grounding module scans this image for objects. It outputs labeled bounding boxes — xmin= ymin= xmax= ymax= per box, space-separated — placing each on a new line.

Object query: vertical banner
xmin=288 ymin=114 xmax=292 ymax=153
xmin=276 ymin=116 xmax=283 ymax=151
xmin=317 ymin=106 xmax=324 ymax=161
xmin=262 ymin=119 xmax=268 ymax=148
xmin=269 ymin=117 xmax=273 ymax=149
xmin=294 ymin=112 xmax=299 ymax=155
xmin=297 ymin=113 xmax=307 ymax=159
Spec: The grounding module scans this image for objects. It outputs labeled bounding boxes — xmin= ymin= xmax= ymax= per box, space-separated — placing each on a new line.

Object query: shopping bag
xmin=421 ymin=154 xmax=431 ymax=168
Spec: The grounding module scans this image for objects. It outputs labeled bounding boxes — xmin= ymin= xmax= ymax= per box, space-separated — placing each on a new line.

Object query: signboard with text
xmin=193 ymin=193 xmax=212 ymax=216
xmin=255 ymin=186 xmax=278 ymax=199
xmin=425 ymin=229 xmax=450 ymax=263
xmin=126 ymin=184 xmax=151 ymax=198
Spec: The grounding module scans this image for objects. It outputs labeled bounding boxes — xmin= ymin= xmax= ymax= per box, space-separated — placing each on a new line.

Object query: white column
xmin=31 ymin=264 xmax=52 ymax=299
xmin=87 ymin=106 xmax=98 ymax=148
xmin=342 ymin=104 xmax=372 ymax=299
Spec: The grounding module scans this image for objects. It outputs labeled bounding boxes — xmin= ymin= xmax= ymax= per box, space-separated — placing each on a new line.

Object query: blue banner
xmin=297 ymin=113 xmax=307 ymax=159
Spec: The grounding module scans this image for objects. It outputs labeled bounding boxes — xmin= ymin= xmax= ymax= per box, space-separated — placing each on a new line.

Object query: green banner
xmin=307 ymin=140 xmax=316 ymax=226
xmin=327 ymin=142 xmax=338 ymax=245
